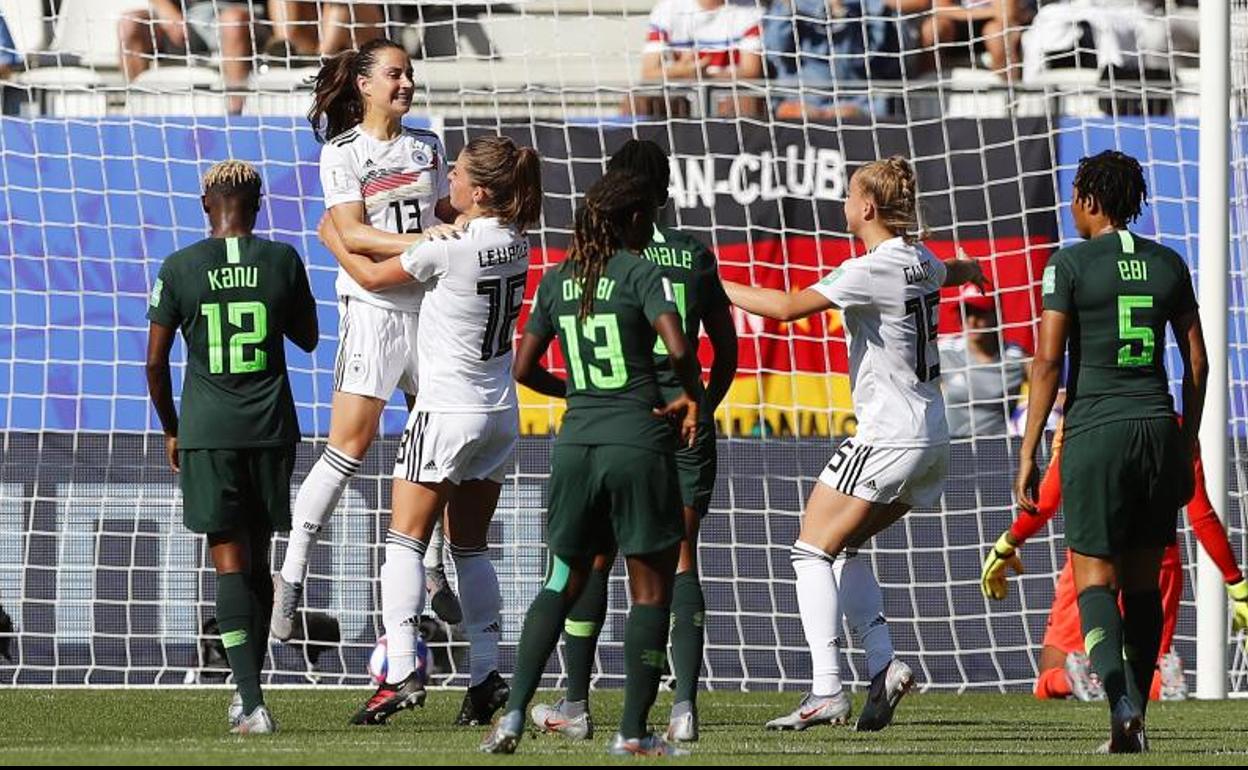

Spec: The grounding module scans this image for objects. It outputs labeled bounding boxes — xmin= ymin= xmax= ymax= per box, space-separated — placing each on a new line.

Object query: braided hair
xmin=607 ymin=139 xmax=671 ymax=208
xmin=565 ymin=171 xmax=655 ymax=320
xmin=1073 ymin=150 xmax=1148 ymax=227
xmin=308 ymin=38 xmax=407 ymax=143
xmin=853 ymin=155 xmax=925 ymax=243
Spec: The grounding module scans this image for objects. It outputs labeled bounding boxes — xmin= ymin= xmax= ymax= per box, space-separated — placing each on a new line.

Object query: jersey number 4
xmin=477 ymin=275 xmax=527 ymax=361
xmin=904 ymin=291 xmax=941 ymax=382
xmin=201 ymin=301 xmax=267 ymax=375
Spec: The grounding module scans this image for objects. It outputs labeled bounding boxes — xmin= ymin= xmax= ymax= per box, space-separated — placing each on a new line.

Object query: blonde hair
xmin=202 ymin=160 xmax=262 ymax=201
xmin=853 ymin=155 xmax=924 ymax=243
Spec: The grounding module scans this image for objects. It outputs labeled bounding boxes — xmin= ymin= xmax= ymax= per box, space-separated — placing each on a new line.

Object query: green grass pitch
xmin=2 ymin=689 xmax=1246 ymax=764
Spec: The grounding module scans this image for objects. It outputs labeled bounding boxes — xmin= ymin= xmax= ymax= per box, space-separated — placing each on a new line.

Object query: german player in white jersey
xmin=321 ymin=136 xmax=542 ymax=727
xmin=272 ymin=38 xmax=463 ymax=642
xmin=723 ymin=156 xmax=985 ymax=733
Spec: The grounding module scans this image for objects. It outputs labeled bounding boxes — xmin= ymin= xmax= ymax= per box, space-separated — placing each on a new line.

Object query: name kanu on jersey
xmin=478 ymin=240 xmax=530 ymax=267
xmin=666 ymin=147 xmax=847 ymax=208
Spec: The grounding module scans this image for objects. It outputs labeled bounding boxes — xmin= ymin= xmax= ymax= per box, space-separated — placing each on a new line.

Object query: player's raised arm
xmin=722 ymin=281 xmax=833 ymax=323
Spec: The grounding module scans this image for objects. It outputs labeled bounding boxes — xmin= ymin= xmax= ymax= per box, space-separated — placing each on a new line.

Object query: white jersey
xmin=319 ymin=125 xmax=450 ymax=312
xmin=809 ymin=237 xmax=949 ymax=448
xmin=399 ymin=217 xmax=530 ymax=412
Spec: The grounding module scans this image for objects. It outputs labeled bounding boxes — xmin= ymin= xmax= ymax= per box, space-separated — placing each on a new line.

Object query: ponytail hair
xmin=461 ymin=136 xmax=543 ymax=231
xmin=308 ymin=38 xmax=406 ymax=143
xmin=566 ymin=170 xmax=654 ymax=320
xmin=853 ymin=155 xmax=926 ymax=243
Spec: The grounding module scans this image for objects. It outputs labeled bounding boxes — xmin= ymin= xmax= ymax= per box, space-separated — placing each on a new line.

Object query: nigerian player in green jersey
xmin=1015 ymin=150 xmax=1207 ymax=754
xmin=481 ymin=170 xmax=703 ymax=757
xmin=146 ymin=160 xmax=319 ymax=735
xmin=531 ymin=139 xmax=737 ymax=744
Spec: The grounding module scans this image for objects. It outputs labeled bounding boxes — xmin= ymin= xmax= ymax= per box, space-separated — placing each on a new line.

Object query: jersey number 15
xmin=904 ymin=291 xmax=941 ymax=383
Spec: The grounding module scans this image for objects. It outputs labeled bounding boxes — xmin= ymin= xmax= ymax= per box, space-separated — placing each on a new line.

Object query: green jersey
xmin=147 ymin=236 xmax=317 ymax=449
xmin=526 ymin=251 xmax=679 ymax=452
xmin=641 ymin=226 xmax=728 ymax=418
xmin=1042 ymin=230 xmax=1197 ymax=438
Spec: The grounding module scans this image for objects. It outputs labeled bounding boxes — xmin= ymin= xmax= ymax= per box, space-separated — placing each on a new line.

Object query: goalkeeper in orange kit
xmin=982 ymin=418 xmax=1247 ymax=700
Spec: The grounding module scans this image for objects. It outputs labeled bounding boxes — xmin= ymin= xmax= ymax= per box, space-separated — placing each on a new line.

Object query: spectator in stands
xmin=633 ymin=0 xmax=765 ymax=116
xmin=266 ymin=1 xmax=387 ymax=60
xmin=762 ymin=0 xmax=919 ymax=119
xmin=922 ymin=0 xmax=1028 ymax=79
xmin=117 ymin=1 xmax=270 ymax=114
xmin=938 ymin=284 xmax=1028 ymax=439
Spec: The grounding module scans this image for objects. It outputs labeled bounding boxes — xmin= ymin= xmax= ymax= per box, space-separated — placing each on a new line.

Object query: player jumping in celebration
xmin=272 ymin=38 xmax=462 ymax=642
xmin=723 ymin=156 xmax=985 ymax=732
xmin=146 ymin=161 xmax=319 ymax=734
xmin=320 ymin=136 xmax=542 ymax=726
xmin=983 ymin=416 xmax=1247 ymax=702
xmin=530 ymin=139 xmax=738 ymax=744
xmin=481 ymin=170 xmax=703 ymax=756
xmin=1015 ymin=150 xmax=1207 ymax=753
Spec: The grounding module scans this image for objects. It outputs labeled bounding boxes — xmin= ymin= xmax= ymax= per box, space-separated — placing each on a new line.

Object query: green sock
xmin=620 ymin=603 xmax=670 ymax=740
xmin=670 ymin=570 xmax=705 ymax=704
xmin=563 ymin=567 xmax=609 ymax=703
xmin=1077 ymin=586 xmax=1132 ymax=708
xmin=251 ymin=569 xmax=273 ymax=674
xmin=505 ymin=589 xmax=569 ymax=715
xmin=1121 ymin=589 xmax=1163 ymax=718
xmin=217 ymin=572 xmax=263 ymax=713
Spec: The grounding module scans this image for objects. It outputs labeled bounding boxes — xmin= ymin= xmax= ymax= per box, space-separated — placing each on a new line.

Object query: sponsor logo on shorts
xmin=423 ymin=460 xmax=438 ymax=472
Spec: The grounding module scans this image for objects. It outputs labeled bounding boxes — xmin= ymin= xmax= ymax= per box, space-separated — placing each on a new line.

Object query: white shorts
xmin=333 ymin=297 xmax=419 ymax=400
xmin=817 ymin=438 xmax=950 ymax=508
xmin=393 ymin=410 xmax=518 ymax=485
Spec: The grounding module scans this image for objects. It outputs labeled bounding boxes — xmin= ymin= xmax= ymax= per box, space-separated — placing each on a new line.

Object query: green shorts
xmin=1060 ymin=418 xmax=1190 ymax=557
xmin=546 ymin=443 xmax=683 ymax=559
xmin=675 ymin=421 xmax=717 ymax=517
xmin=179 ymin=445 xmax=297 ymax=535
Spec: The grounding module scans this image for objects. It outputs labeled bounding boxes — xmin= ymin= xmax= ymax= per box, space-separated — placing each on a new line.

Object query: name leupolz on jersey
xmin=477 ymin=238 xmax=530 ymax=361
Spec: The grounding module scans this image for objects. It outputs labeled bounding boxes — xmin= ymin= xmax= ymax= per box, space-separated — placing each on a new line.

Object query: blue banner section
xmin=0 ymin=117 xmax=431 ymax=436
xmin=0 ymin=116 xmax=1241 ymax=433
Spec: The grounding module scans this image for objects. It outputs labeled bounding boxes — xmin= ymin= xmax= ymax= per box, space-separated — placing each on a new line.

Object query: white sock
xmin=452 ymin=544 xmax=501 ymax=686
xmin=280 ymin=445 xmax=360 ymax=585
xmin=790 ymin=540 xmax=843 ymax=697
xmin=424 ymin=519 xmax=446 ymax=571
xmin=834 ymin=550 xmax=894 ymax=678
xmin=381 ymin=529 xmax=427 ymax=683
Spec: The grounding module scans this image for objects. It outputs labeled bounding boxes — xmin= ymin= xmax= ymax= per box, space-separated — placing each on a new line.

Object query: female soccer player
xmin=1016 ymin=150 xmax=1207 ymax=753
xmin=983 ymin=417 xmax=1247 ymax=702
xmin=321 ymin=136 xmax=542 ymax=727
xmin=481 ymin=170 xmax=703 ymax=757
xmin=146 ymin=161 xmax=319 ymax=733
xmin=272 ymin=38 xmax=461 ymax=641
xmin=530 ymin=139 xmax=738 ymax=744
xmin=723 ymin=156 xmax=984 ymax=732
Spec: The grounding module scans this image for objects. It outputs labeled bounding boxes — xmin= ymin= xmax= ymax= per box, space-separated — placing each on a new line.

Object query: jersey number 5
xmin=904 ymin=291 xmax=941 ymax=382
xmin=201 ymin=301 xmax=267 ymax=375
xmin=1117 ymin=294 xmax=1155 ymax=366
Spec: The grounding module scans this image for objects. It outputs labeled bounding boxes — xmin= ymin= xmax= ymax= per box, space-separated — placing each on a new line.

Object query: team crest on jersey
xmin=345 ymin=354 xmax=368 ymax=385
xmin=412 ymin=147 xmax=431 ymax=167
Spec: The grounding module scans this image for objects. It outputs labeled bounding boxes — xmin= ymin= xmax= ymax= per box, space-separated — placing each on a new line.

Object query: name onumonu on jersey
xmin=320 ymin=125 xmax=449 ymax=312
xmin=808 ymin=236 xmax=950 ymax=507
xmin=391 ymin=217 xmax=529 ymax=485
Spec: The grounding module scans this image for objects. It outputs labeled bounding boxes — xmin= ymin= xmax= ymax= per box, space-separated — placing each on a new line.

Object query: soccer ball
xmin=367 ymin=634 xmax=432 ymax=686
